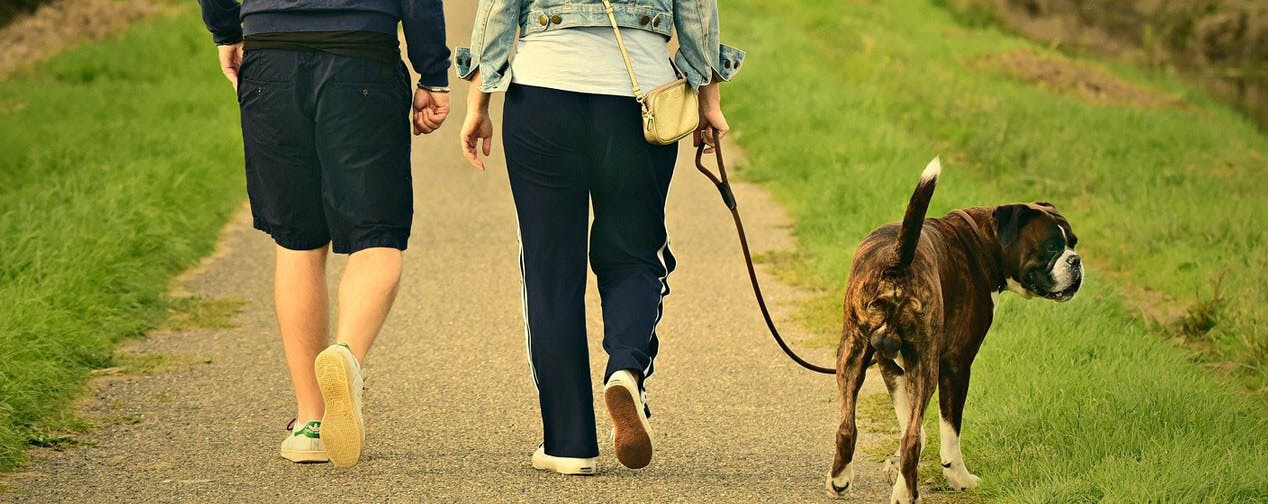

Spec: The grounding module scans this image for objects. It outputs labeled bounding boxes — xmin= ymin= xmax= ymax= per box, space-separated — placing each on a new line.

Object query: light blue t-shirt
xmin=511 ymin=26 xmax=676 ymax=97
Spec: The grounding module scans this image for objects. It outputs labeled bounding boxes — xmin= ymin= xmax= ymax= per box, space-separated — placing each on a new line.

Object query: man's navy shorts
xmin=237 ymin=48 xmax=413 ymax=254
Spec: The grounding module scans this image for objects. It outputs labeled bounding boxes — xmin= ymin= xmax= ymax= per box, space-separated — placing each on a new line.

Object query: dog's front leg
xmin=938 ymin=361 xmax=981 ymax=491
xmin=826 ymin=338 xmax=872 ymax=497
xmin=891 ymin=359 xmax=936 ymax=504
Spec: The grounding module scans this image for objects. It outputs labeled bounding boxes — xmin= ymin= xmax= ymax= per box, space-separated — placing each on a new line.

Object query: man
xmin=197 ymin=0 xmax=450 ymax=467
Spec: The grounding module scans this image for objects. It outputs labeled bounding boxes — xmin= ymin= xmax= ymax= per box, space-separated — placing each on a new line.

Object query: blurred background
xmin=942 ymin=0 xmax=1267 ymax=129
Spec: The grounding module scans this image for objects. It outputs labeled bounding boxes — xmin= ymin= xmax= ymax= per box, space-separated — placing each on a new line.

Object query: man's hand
xmin=218 ymin=42 xmax=244 ymax=89
xmin=697 ymin=81 xmax=729 ymax=154
xmin=412 ymin=89 xmax=451 ymax=135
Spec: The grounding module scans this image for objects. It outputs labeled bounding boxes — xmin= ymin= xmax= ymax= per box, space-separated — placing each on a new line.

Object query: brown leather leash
xmin=693 ymin=130 xmax=836 ymax=375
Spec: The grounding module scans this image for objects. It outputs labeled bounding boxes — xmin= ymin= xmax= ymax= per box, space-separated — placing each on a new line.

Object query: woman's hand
xmin=697 ymin=81 xmax=728 ymax=154
xmin=460 ymin=69 xmax=494 ymax=171
xmin=461 ymin=108 xmax=493 ymax=171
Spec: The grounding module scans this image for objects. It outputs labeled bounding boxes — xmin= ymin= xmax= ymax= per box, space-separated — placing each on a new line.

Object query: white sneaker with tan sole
xmin=315 ymin=343 xmax=365 ymax=468
xmin=531 ymin=445 xmax=598 ymax=475
xmin=604 ymin=369 xmax=653 ymax=469
xmin=279 ymin=420 xmax=329 ymax=463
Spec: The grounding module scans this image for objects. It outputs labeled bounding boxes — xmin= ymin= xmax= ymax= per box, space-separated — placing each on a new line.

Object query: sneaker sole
xmin=280 ymin=449 xmax=330 ymax=464
xmin=316 ymin=350 xmax=363 ymax=468
xmin=605 ymin=382 xmax=653 ymax=469
xmin=531 ymin=456 xmax=598 ymax=475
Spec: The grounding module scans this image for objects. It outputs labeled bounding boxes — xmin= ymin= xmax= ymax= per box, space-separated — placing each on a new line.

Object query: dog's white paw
xmin=942 ymin=465 xmax=981 ymax=492
xmin=889 ymin=475 xmax=919 ymax=504
xmin=882 ymin=455 xmax=900 ymax=484
xmin=825 ymin=464 xmax=854 ymax=497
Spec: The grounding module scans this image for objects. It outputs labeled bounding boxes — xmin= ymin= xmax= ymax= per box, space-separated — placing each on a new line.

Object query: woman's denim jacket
xmin=455 ymin=0 xmax=744 ymax=93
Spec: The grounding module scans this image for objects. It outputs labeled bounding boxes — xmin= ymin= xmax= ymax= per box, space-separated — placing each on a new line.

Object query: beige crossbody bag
xmin=600 ymin=0 xmax=699 ymax=145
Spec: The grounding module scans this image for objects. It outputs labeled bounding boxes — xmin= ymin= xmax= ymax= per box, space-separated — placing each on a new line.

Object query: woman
xmin=456 ymin=0 xmax=742 ymax=474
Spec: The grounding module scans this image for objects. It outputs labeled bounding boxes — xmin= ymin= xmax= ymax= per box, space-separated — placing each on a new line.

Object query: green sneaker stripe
xmin=293 ymin=421 xmax=321 ymax=439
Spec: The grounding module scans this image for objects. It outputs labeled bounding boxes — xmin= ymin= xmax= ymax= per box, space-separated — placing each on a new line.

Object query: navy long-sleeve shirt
xmin=198 ymin=0 xmax=450 ymax=87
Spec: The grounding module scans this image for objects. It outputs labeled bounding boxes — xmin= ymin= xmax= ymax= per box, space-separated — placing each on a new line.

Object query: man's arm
xmin=198 ymin=0 xmax=243 ymax=88
xmin=401 ymin=0 xmax=451 ymax=88
xmin=198 ymin=0 xmax=243 ymax=45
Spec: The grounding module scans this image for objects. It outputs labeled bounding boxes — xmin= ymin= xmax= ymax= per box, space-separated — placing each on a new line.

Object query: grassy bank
xmin=0 ymin=7 xmax=243 ymax=469
xmin=944 ymin=0 xmax=1268 ymax=131
xmin=719 ymin=0 xmax=1268 ymax=500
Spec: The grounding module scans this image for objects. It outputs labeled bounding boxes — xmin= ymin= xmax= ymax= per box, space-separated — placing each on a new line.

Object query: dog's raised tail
xmin=892 ymin=156 xmax=941 ymax=273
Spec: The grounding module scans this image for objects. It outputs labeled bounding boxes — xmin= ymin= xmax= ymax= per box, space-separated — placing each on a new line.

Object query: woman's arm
xmin=455 ymin=0 xmax=521 ymax=93
xmin=460 ymin=69 xmax=495 ymax=171
xmin=672 ymin=0 xmax=744 ymax=90
xmin=697 ymin=80 xmax=728 ymax=153
xmin=672 ymin=0 xmax=741 ymax=151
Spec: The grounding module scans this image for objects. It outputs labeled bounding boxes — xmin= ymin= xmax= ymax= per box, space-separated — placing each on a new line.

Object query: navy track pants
xmin=503 ymin=83 xmax=678 ymax=459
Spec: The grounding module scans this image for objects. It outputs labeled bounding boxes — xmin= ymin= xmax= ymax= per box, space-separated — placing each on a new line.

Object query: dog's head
xmin=993 ymin=202 xmax=1083 ymax=301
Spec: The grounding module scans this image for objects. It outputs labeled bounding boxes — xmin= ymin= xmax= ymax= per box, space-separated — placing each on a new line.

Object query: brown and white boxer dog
xmin=824 ymin=158 xmax=1083 ymax=503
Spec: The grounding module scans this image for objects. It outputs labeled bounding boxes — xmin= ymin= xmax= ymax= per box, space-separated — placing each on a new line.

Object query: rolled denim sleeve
xmin=456 ymin=0 xmax=521 ymax=93
xmin=673 ymin=0 xmax=744 ymax=89
xmin=401 ymin=0 xmax=452 ymax=87
xmin=198 ymin=0 xmax=243 ymax=45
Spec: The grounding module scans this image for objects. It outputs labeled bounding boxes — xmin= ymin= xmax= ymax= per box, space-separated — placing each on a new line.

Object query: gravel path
xmin=4 ymin=3 xmax=895 ymax=501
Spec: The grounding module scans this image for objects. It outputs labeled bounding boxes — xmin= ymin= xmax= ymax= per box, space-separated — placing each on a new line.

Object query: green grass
xmin=720 ymin=0 xmax=1268 ymax=500
xmin=163 ymin=296 xmax=245 ymax=332
xmin=0 ymin=7 xmax=243 ymax=469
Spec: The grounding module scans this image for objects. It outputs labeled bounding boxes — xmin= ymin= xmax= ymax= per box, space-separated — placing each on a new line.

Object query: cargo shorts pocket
xmin=316 ymin=80 xmax=411 ymax=149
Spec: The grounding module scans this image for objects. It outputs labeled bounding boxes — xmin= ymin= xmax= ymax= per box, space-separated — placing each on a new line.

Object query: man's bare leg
xmin=274 ymin=245 xmax=330 ymax=424
xmin=334 ymin=247 xmax=403 ymax=363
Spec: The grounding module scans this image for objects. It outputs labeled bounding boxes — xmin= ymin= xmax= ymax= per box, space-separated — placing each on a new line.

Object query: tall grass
xmin=0 ymin=8 xmax=243 ymax=469
xmin=719 ymin=0 xmax=1268 ymax=500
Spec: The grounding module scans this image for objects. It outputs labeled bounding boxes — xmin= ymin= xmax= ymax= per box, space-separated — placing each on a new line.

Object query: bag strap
xmin=600 ymin=0 xmax=644 ymax=101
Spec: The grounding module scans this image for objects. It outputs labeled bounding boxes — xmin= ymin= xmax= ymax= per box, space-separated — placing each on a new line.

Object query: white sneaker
xmin=531 ymin=445 xmax=598 ymax=475
xmin=604 ymin=369 xmax=654 ymax=469
xmin=315 ymin=343 xmax=365 ymax=468
xmin=279 ymin=420 xmax=329 ymax=463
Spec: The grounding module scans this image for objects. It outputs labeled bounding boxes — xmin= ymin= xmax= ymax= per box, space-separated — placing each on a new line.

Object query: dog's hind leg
xmin=890 ymin=356 xmax=936 ymax=504
xmin=879 ymin=359 xmax=925 ymax=482
xmin=938 ymin=360 xmax=981 ymax=491
xmin=825 ymin=337 xmax=873 ymax=497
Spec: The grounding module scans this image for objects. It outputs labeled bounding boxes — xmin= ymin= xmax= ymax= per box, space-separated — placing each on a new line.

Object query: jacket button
xmin=551 ymin=14 xmax=562 ymax=24
xmin=723 ymin=60 xmax=731 ymax=69
xmin=640 ymin=15 xmax=650 ymax=24
xmin=539 ymin=14 xmax=548 ymax=26
xmin=653 ymin=17 xmax=661 ymax=27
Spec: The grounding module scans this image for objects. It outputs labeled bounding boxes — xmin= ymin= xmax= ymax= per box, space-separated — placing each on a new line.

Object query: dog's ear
xmin=1034 ymin=201 xmax=1056 ymax=209
xmin=994 ymin=204 xmax=1034 ymax=248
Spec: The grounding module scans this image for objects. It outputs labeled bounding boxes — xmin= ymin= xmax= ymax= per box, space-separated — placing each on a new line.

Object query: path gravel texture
xmin=4 ymin=2 xmax=898 ymax=501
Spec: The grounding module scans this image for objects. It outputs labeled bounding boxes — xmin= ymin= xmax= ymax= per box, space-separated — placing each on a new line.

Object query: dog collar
xmin=950 ymin=209 xmax=1007 ymax=292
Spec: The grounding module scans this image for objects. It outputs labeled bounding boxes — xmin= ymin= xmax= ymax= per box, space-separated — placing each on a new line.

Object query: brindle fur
xmin=827 ymin=171 xmax=1079 ymax=502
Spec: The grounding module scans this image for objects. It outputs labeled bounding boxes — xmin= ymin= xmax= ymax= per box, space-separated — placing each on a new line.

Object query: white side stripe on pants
xmin=518 ymin=243 xmax=541 ymax=390
xmin=644 ymin=237 xmax=672 ymax=383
